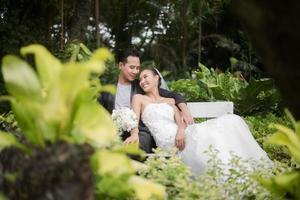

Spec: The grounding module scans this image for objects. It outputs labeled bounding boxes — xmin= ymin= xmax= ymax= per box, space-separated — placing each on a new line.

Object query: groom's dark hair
xmin=118 ymin=49 xmax=141 ymax=63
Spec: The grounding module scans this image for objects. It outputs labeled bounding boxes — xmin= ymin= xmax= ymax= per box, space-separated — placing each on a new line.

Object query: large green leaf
xmin=235 ymin=78 xmax=275 ymax=115
xmin=20 ymin=44 xmax=62 ymax=90
xmin=71 ymin=89 xmax=116 ymax=147
xmin=2 ymin=55 xmax=42 ymax=101
xmin=91 ymin=150 xmax=134 ymax=175
xmin=261 ymin=172 xmax=300 ymax=198
xmin=10 ymin=99 xmax=46 ymax=147
xmin=267 ymin=124 xmax=300 ymax=164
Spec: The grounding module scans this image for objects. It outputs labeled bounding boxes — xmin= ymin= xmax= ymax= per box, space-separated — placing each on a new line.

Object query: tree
xmin=233 ymin=0 xmax=300 ymax=119
xmin=69 ymin=0 xmax=92 ymax=42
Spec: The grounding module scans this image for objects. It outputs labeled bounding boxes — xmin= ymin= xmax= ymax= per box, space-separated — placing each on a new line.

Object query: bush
xmin=245 ymin=112 xmax=292 ymax=163
xmin=169 ymin=64 xmax=281 ymax=116
xmin=140 ymin=147 xmax=281 ymax=200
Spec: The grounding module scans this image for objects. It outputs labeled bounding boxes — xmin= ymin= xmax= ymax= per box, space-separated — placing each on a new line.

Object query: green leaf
xmin=79 ymin=43 xmax=92 ymax=56
xmin=10 ymin=99 xmax=45 ymax=147
xmin=113 ymin=143 xmax=144 ymax=155
xmin=71 ymin=90 xmax=117 ymax=147
xmin=91 ymin=150 xmax=134 ymax=175
xmin=261 ymin=172 xmax=300 ymax=198
xmin=20 ymin=44 xmax=62 ymax=90
xmin=267 ymin=125 xmax=300 ymax=164
xmin=0 ymin=131 xmax=29 ymax=153
xmin=284 ymin=109 xmax=300 ymax=135
xmin=273 ymin=124 xmax=300 ymax=149
xmin=99 ymin=84 xmax=116 ymax=95
xmin=0 ymin=131 xmax=19 ymax=151
xmin=2 ymin=55 xmax=42 ymax=101
xmin=90 ymin=48 xmax=114 ymax=63
xmin=129 ymin=176 xmax=166 ymax=200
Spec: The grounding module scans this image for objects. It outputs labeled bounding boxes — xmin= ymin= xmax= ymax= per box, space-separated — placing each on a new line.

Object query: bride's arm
xmin=124 ymin=94 xmax=142 ymax=145
xmin=173 ymin=104 xmax=187 ymax=150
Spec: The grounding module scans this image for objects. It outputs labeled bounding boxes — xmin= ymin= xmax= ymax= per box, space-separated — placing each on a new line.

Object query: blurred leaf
xmin=71 ymin=89 xmax=116 ymax=147
xmin=0 ymin=131 xmax=29 ymax=152
xmin=112 ymin=143 xmax=144 ymax=155
xmin=10 ymin=99 xmax=45 ymax=147
xmin=91 ymin=48 xmax=114 ymax=63
xmin=0 ymin=131 xmax=19 ymax=151
xmin=267 ymin=124 xmax=300 ymax=164
xmin=129 ymin=176 xmax=166 ymax=200
xmin=20 ymin=44 xmax=62 ymax=90
xmin=261 ymin=172 xmax=300 ymax=198
xmin=2 ymin=55 xmax=42 ymax=101
xmin=91 ymin=150 xmax=134 ymax=175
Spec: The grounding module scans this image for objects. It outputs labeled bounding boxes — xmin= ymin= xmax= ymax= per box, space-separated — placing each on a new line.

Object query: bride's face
xmin=139 ymin=69 xmax=159 ymax=93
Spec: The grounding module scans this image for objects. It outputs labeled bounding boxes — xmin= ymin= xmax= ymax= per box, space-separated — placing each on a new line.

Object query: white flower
xmin=112 ymin=107 xmax=138 ymax=135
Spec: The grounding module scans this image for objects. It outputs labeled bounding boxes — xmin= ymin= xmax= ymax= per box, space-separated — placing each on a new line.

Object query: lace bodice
xmin=141 ymin=103 xmax=178 ymax=148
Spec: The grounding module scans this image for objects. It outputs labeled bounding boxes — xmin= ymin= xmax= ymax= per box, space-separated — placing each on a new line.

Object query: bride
xmin=127 ymin=67 xmax=272 ymax=175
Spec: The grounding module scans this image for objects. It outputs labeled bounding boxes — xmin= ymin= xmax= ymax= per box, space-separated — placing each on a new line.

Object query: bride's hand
xmin=175 ymin=129 xmax=185 ymax=150
xmin=124 ymin=133 xmax=139 ymax=145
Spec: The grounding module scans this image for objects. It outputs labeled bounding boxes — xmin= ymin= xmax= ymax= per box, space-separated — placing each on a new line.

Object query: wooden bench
xmin=144 ymin=101 xmax=234 ymax=157
xmin=187 ymin=101 xmax=234 ymax=118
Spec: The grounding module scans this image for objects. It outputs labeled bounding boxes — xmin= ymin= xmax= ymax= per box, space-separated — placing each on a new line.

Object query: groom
xmin=98 ymin=49 xmax=193 ymax=153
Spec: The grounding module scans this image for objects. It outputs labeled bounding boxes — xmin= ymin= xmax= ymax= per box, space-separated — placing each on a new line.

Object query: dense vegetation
xmin=1 ymin=0 xmax=300 ymax=199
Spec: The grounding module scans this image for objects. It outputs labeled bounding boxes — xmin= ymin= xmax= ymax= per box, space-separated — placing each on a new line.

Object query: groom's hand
xmin=178 ymin=103 xmax=194 ymax=125
xmin=182 ymin=110 xmax=194 ymax=125
xmin=124 ymin=133 xmax=139 ymax=145
xmin=175 ymin=129 xmax=185 ymax=150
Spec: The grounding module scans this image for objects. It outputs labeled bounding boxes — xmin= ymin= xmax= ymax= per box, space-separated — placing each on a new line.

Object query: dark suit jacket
xmin=98 ymin=79 xmax=186 ymax=153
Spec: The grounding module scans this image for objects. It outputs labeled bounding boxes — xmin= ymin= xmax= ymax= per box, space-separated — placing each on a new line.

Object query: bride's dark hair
xmin=141 ymin=66 xmax=161 ymax=87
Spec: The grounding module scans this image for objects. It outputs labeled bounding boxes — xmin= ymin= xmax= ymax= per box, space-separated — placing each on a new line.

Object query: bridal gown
xmin=141 ymin=103 xmax=272 ymax=176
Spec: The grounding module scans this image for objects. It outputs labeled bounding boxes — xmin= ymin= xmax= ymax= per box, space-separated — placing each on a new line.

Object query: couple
xmin=99 ymin=49 xmax=272 ymax=175
xmin=99 ymin=49 xmax=193 ymax=153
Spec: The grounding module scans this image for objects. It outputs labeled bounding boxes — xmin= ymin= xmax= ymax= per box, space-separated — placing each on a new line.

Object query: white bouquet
xmin=112 ymin=107 xmax=138 ymax=135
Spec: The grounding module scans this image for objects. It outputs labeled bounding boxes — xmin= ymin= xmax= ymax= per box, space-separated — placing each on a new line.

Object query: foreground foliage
xmin=260 ymin=111 xmax=300 ymax=199
xmin=0 ymin=44 xmax=165 ymax=199
xmin=140 ymin=148 xmax=286 ymax=200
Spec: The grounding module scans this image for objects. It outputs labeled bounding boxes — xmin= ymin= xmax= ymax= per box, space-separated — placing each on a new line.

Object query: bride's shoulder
xmin=132 ymin=94 xmax=144 ymax=102
xmin=132 ymin=94 xmax=150 ymax=104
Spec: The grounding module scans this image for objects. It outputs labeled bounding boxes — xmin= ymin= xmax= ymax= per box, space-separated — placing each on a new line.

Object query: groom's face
xmin=119 ymin=56 xmax=140 ymax=83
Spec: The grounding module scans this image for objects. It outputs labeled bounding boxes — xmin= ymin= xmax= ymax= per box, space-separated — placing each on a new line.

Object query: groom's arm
xmin=158 ymin=88 xmax=185 ymax=104
xmin=159 ymin=88 xmax=194 ymax=124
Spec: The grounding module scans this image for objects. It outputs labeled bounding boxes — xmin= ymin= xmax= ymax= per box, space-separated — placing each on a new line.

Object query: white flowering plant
xmin=112 ymin=107 xmax=138 ymax=135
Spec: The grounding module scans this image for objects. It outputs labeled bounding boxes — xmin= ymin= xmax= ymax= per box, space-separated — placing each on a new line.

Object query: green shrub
xmin=0 ymin=111 xmax=19 ymax=132
xmin=140 ymin=147 xmax=280 ymax=200
xmin=169 ymin=64 xmax=281 ymax=116
xmin=169 ymin=79 xmax=208 ymax=101
xmin=245 ymin=112 xmax=291 ymax=163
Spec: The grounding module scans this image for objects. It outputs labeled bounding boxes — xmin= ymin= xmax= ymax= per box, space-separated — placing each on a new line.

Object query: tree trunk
xmin=113 ymin=1 xmax=131 ymax=61
xmin=60 ymin=0 xmax=64 ymax=50
xmin=198 ymin=1 xmax=203 ymax=64
xmin=95 ymin=0 xmax=100 ymax=47
xmin=69 ymin=0 xmax=92 ymax=42
xmin=234 ymin=0 xmax=300 ymax=119
xmin=180 ymin=1 xmax=188 ymax=73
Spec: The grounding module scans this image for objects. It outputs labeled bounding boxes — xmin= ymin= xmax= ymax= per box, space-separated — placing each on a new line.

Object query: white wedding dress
xmin=141 ymin=103 xmax=272 ymax=176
